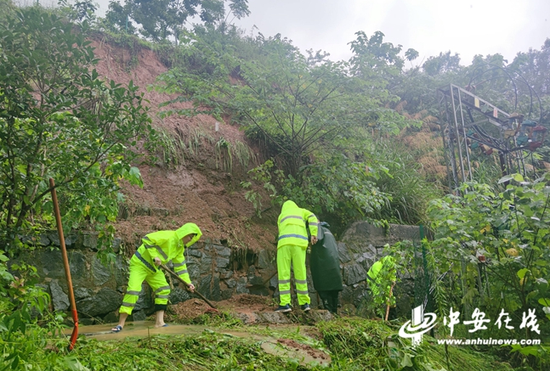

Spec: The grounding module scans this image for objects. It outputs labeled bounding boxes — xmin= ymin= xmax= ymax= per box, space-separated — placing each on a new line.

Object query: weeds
xmin=73 ymin=331 xmax=315 ymax=371
xmin=188 ymin=311 xmax=243 ymax=328
xmin=152 ymin=126 xmax=257 ymax=176
xmin=367 ymin=139 xmax=442 ymax=224
xmin=234 ymin=140 xmax=258 ymax=169
xmin=216 ymin=138 xmax=258 ymax=173
xmin=156 ymin=128 xmax=186 ymax=167
xmin=215 ymin=137 xmax=233 ymax=172
xmin=0 ymin=304 xmax=516 ymax=371
xmin=186 ymin=128 xmax=214 ymax=157
xmin=317 ymin=317 xmax=514 ymax=371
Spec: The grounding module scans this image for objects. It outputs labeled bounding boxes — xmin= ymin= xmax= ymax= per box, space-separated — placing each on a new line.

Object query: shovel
xmin=246 ymin=270 xmax=277 ymax=288
xmin=160 ymin=264 xmax=217 ymax=310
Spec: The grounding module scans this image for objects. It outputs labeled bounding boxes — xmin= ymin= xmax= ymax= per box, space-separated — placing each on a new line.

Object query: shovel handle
xmin=246 ymin=269 xmax=277 ymax=288
xmin=160 ymin=264 xmax=217 ymax=309
xmin=50 ymin=178 xmax=79 ymax=350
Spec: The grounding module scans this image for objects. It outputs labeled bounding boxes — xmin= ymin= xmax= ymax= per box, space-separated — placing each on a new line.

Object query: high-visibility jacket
xmin=367 ymin=255 xmax=396 ymax=304
xmin=367 ymin=256 xmax=396 ymax=282
xmin=277 ymin=200 xmax=319 ymax=249
xmin=133 ymin=223 xmax=202 ymax=284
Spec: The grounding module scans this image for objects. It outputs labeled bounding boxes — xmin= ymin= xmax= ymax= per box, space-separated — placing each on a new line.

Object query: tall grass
xmin=156 ymin=128 xmax=257 ymax=176
xmin=156 ymin=128 xmax=187 ymax=167
xmin=368 ymin=138 xmax=443 ymax=225
xmin=215 ymin=137 xmax=233 ymax=172
xmin=186 ymin=128 xmax=214 ymax=157
xmin=215 ymin=138 xmax=258 ymax=173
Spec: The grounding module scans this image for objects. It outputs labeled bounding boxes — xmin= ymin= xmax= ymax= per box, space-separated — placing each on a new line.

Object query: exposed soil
xmin=89 ymin=36 xmax=278 ymax=252
xmin=169 ymin=298 xmax=215 ymax=321
xmin=169 ymin=294 xmax=275 ymax=321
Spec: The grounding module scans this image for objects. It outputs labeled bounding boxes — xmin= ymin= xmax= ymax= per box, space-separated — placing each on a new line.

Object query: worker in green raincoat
xmin=275 ymin=200 xmax=320 ymax=312
xmin=367 ymin=255 xmax=397 ymax=318
xmin=111 ymin=223 xmax=202 ymax=332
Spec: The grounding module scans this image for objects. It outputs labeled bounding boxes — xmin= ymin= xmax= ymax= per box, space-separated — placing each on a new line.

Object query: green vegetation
xmin=317 ymin=318 xmax=512 ymax=371
xmin=104 ymin=0 xmax=249 ymax=44
xmin=387 ymin=174 xmax=550 ymax=370
xmin=0 ymin=5 xmax=153 ymax=259
xmin=156 ymin=26 xmax=429 ymax=229
xmin=1 ymin=1 xmax=550 ymax=370
xmin=0 ymin=307 xmax=516 ymax=370
xmin=156 ymin=127 xmax=188 ymax=167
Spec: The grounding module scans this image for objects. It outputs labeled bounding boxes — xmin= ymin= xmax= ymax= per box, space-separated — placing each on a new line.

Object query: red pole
xmin=49 ymin=178 xmax=79 ymax=351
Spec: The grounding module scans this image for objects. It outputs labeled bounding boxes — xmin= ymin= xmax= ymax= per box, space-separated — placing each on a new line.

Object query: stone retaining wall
xmin=14 ymin=222 xmax=421 ymax=324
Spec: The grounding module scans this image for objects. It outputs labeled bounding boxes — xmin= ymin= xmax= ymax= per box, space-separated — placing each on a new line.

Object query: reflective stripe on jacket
xmin=135 ymin=223 xmax=202 ymax=283
xmin=277 ymin=200 xmax=319 ymax=249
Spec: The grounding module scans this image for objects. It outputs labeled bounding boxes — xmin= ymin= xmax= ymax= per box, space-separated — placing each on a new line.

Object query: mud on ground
xmin=168 ymin=294 xmax=275 ymax=322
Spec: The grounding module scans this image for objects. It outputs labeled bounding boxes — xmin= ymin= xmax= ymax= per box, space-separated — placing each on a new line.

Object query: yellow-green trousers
xmin=277 ymin=244 xmax=310 ymax=306
xmin=119 ymin=256 xmax=171 ymax=315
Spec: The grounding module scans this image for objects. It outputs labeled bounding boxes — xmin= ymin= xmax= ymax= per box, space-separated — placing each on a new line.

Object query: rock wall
xmin=335 ymin=221 xmax=422 ymax=317
xmin=14 ymin=230 xmax=276 ymax=325
xmin=16 ymin=222 xmax=422 ymax=324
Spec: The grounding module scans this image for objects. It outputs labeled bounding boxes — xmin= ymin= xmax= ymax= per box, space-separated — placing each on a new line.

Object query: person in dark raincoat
xmin=310 ymin=222 xmax=343 ymax=314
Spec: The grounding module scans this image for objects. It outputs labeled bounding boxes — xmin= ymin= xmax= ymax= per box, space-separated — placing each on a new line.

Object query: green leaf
xmin=513 ymin=173 xmax=525 ymax=182
xmin=515 ymin=345 xmax=540 ymax=357
xmin=517 ymin=268 xmax=529 ymax=279
xmin=127 ymin=166 xmax=143 ymax=187
xmin=401 ymin=353 xmax=414 ymax=367
xmin=498 ymin=174 xmax=514 ymax=184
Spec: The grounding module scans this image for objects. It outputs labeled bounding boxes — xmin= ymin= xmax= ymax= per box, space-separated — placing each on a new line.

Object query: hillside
xmin=90 ymin=36 xmax=278 ymax=252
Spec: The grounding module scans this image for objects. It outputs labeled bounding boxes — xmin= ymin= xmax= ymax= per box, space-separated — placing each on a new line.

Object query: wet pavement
xmin=70 ymin=321 xmax=209 ymax=341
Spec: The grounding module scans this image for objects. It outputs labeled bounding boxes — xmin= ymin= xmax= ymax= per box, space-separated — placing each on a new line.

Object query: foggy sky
xmin=90 ymin=0 xmax=550 ymax=65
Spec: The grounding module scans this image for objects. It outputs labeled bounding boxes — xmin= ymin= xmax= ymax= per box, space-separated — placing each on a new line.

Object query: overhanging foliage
xmin=0 ymin=7 xmax=152 ymax=254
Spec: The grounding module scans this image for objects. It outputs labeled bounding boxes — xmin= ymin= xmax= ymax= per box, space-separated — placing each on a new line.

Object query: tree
xmin=510 ymin=40 xmax=550 ymax=126
xmin=158 ymin=29 xmax=428 ymax=226
xmin=102 ymin=0 xmax=136 ymax=34
xmin=346 ymin=31 xmax=422 ymax=133
xmin=348 ymin=31 xmax=418 ymax=88
xmin=389 ymin=50 xmax=466 ymax=118
xmin=162 ymin=32 xmax=416 ymax=175
xmin=0 ymin=7 xmax=152 ymax=254
xmin=105 ymin=0 xmax=249 ymax=44
xmin=58 ymin=0 xmax=98 ymax=24
xmin=422 ymin=51 xmax=462 ymax=76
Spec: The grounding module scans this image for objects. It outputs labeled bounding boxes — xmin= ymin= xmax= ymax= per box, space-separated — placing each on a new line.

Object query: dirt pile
xmin=169 ymin=294 xmax=275 ymax=322
xmin=90 ymin=36 xmax=278 ymax=252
